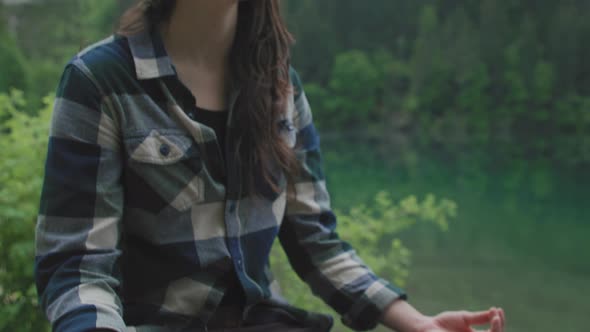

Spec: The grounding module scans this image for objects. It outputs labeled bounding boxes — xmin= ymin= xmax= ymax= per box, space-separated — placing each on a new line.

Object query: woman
xmin=34 ymin=1 xmax=505 ymax=331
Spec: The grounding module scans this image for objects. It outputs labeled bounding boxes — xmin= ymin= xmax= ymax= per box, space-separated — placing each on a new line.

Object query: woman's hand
xmin=416 ymin=308 xmax=505 ymax=332
xmin=380 ymin=300 xmax=505 ymax=332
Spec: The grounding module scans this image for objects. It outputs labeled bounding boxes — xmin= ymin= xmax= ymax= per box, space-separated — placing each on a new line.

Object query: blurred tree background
xmin=1 ymin=0 xmax=589 ymax=331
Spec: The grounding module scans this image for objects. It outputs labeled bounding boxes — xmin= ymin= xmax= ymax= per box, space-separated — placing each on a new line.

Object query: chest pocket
xmin=123 ymin=129 xmax=206 ymax=213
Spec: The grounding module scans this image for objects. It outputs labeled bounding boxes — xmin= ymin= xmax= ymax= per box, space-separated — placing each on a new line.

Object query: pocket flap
xmin=126 ymin=129 xmax=196 ymax=165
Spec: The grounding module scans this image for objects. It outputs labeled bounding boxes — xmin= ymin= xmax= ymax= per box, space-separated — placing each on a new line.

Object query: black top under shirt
xmin=192 ymin=105 xmax=228 ymax=164
xmin=192 ymin=105 xmax=247 ymax=309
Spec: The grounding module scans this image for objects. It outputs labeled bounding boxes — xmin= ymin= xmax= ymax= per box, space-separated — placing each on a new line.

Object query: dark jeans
xmin=206 ymin=303 xmax=332 ymax=332
xmin=209 ymin=322 xmax=316 ymax=332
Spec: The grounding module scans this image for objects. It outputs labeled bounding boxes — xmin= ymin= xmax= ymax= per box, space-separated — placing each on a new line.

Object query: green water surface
xmin=323 ymin=140 xmax=590 ymax=332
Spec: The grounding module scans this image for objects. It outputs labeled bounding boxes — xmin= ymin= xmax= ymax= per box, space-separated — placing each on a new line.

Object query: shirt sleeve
xmin=278 ymin=67 xmax=408 ymax=331
xmin=34 ymin=62 xmax=126 ymax=332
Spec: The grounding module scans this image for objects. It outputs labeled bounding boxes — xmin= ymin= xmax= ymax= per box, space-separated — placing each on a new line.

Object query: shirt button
xmin=236 ymin=259 xmax=242 ymax=267
xmin=159 ymin=144 xmax=170 ymax=156
xmin=228 ymin=202 xmax=236 ymax=213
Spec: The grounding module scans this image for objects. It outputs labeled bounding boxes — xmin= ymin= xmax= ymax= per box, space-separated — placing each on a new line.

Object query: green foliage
xmin=286 ymin=1 xmax=590 ymax=166
xmin=271 ymin=191 xmax=456 ymax=330
xmin=307 ymin=50 xmax=385 ymax=129
xmin=2 ymin=0 xmax=120 ymax=99
xmin=328 ymin=51 xmax=380 ymax=120
xmin=306 ymin=49 xmax=412 ymax=135
xmin=532 ymin=61 xmax=555 ymax=106
xmin=0 ymin=33 xmax=29 ymax=94
xmin=0 ymin=91 xmax=52 ymax=331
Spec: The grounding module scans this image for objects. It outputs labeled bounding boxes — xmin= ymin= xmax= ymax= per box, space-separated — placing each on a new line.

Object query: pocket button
xmin=159 ymin=143 xmax=171 ymax=156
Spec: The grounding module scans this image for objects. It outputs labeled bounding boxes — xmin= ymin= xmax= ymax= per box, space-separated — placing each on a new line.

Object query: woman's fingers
xmin=463 ymin=309 xmax=494 ymax=325
xmin=466 ymin=307 xmax=504 ymax=332
xmin=491 ymin=315 xmax=502 ymax=332
xmin=491 ymin=307 xmax=505 ymax=331
xmin=498 ymin=308 xmax=505 ymax=327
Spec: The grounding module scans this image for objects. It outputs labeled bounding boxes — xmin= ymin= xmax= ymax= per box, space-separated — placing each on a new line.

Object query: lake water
xmin=322 ymin=138 xmax=590 ymax=332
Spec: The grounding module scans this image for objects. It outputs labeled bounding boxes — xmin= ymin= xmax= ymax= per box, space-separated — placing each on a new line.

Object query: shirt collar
xmin=126 ymin=24 xmax=176 ymax=80
xmin=125 ymin=21 xmax=242 ymax=113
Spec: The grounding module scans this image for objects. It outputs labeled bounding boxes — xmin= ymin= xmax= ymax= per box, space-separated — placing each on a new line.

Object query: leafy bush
xmin=0 ymin=90 xmax=53 ymax=331
xmin=306 ymin=50 xmax=387 ymax=130
xmin=271 ymin=191 xmax=456 ymax=330
xmin=0 ymin=34 xmax=30 ymax=94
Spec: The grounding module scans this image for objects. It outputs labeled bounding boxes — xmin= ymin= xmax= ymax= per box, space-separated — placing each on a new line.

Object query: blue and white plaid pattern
xmin=34 ymin=25 xmax=406 ymax=332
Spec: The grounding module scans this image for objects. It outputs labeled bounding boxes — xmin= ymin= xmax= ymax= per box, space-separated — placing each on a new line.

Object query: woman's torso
xmin=76 ymin=27 xmax=300 ymax=330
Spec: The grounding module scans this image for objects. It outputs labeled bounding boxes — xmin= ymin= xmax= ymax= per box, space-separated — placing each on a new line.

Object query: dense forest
xmin=285 ymin=0 xmax=590 ymax=167
xmin=1 ymin=1 xmax=589 ymax=331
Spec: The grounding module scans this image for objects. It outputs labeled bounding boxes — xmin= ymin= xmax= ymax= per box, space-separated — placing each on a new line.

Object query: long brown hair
xmin=119 ymin=0 xmax=301 ymax=199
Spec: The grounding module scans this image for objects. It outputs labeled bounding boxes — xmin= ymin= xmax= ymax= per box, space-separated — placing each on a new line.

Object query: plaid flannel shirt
xmin=34 ymin=24 xmax=407 ymax=332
